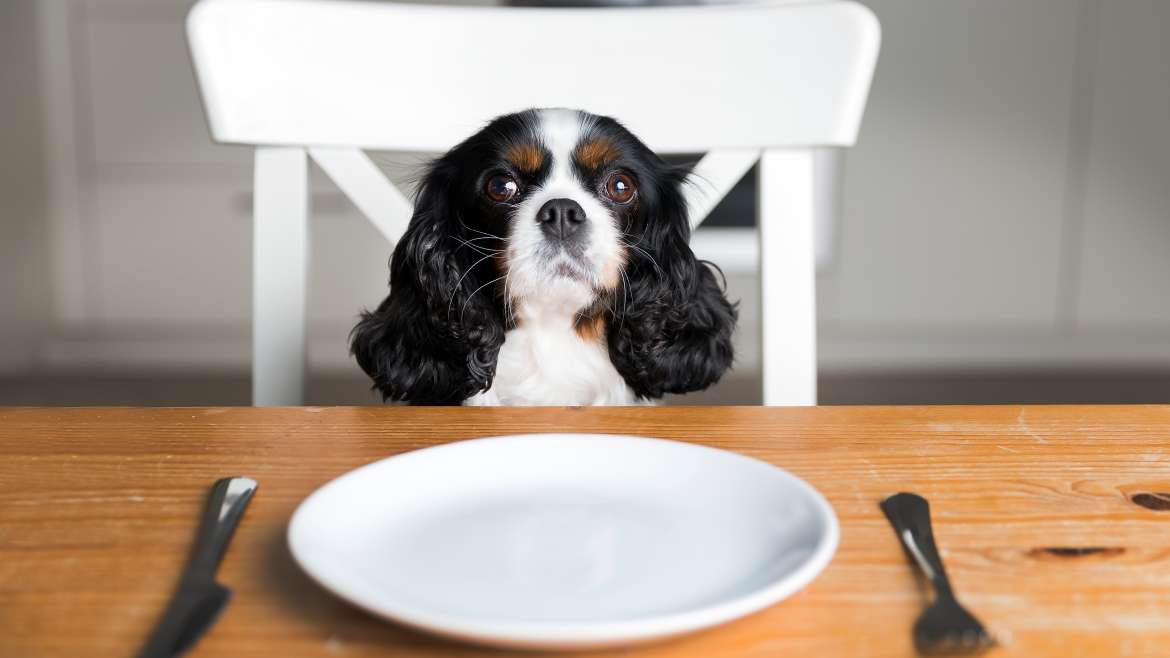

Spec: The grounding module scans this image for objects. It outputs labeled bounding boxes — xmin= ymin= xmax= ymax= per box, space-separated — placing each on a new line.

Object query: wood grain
xmin=2 ymin=405 xmax=1169 ymax=658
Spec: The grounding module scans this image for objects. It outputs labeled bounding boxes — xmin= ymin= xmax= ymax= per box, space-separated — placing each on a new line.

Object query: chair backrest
xmin=187 ymin=0 xmax=879 ymax=154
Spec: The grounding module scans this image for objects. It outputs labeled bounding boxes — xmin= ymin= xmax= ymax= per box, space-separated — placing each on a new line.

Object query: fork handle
xmin=187 ymin=477 xmax=258 ymax=580
xmin=880 ymin=492 xmax=956 ymax=600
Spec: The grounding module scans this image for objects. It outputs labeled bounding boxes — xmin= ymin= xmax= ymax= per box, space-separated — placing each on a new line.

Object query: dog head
xmin=351 ymin=108 xmax=736 ymax=404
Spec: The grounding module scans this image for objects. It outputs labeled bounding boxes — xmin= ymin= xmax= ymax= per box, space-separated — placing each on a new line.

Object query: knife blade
xmin=138 ymin=476 xmax=257 ymax=658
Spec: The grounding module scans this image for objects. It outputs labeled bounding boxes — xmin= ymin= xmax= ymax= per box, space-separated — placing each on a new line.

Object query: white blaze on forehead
xmin=538 ymin=108 xmax=586 ymax=182
xmin=502 ymin=109 xmax=624 ymax=315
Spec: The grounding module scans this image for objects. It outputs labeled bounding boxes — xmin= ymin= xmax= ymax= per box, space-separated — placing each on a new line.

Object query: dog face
xmin=351 ymin=108 xmax=737 ymax=405
xmin=489 ymin=109 xmax=632 ymax=319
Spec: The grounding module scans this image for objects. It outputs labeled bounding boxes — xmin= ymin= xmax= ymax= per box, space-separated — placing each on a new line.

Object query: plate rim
xmin=287 ymin=432 xmax=839 ymax=648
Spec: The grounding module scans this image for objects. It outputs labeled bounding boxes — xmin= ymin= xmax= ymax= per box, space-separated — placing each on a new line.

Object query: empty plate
xmin=288 ymin=434 xmax=838 ymax=649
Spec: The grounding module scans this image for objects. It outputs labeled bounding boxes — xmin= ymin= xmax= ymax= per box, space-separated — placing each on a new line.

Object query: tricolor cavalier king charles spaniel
xmin=351 ymin=109 xmax=736 ymax=405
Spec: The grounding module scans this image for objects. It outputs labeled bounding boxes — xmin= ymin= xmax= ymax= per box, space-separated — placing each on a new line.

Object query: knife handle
xmin=138 ymin=477 xmax=257 ymax=658
xmin=186 ymin=477 xmax=258 ymax=579
xmin=880 ymin=492 xmax=955 ymax=600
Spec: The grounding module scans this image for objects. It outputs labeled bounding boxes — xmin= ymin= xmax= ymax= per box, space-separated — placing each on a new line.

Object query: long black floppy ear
xmin=349 ymin=159 xmax=505 ymax=404
xmin=607 ymin=169 xmax=738 ymax=399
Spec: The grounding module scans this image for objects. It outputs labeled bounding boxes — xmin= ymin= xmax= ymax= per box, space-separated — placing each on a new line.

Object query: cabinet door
xmin=820 ymin=0 xmax=1080 ymax=333
xmin=1074 ymin=0 xmax=1170 ymax=329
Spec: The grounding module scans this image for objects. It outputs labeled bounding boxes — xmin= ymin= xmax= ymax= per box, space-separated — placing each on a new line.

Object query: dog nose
xmin=537 ymin=198 xmax=585 ymax=240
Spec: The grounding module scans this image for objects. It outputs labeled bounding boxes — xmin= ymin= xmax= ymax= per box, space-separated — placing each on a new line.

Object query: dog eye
xmin=603 ymin=172 xmax=636 ymax=204
xmin=485 ymin=174 xmax=520 ymax=203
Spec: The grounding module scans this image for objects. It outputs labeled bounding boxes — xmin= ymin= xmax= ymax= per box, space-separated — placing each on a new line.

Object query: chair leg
xmin=758 ymin=148 xmax=817 ymax=406
xmin=252 ymin=147 xmax=309 ymax=406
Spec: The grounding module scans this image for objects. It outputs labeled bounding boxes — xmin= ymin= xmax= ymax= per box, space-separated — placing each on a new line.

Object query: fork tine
xmin=881 ymin=493 xmax=996 ymax=655
xmin=914 ymin=599 xmax=995 ymax=655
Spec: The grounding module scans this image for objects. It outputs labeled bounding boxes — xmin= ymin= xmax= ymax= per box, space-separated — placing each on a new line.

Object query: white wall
xmin=0 ymin=0 xmax=51 ymax=372
xmin=819 ymin=0 xmax=1170 ymax=371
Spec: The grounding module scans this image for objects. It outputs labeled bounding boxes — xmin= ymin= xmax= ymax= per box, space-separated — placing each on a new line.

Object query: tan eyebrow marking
xmin=575 ymin=138 xmax=621 ymax=170
xmin=503 ymin=143 xmax=545 ymax=173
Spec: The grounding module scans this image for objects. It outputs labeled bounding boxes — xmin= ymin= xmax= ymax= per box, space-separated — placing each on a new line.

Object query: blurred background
xmin=1 ymin=0 xmax=1168 ymax=406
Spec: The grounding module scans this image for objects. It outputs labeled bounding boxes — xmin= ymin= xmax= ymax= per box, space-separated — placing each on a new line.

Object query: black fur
xmin=592 ymin=118 xmax=737 ymax=398
xmin=349 ymin=144 xmax=508 ymax=404
xmin=351 ymin=109 xmax=736 ymax=404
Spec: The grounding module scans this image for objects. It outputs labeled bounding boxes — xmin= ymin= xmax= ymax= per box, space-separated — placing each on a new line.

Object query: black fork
xmin=880 ymin=493 xmax=996 ymax=655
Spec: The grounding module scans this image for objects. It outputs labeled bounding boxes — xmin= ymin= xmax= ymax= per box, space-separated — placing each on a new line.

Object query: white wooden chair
xmin=186 ymin=0 xmax=879 ymax=406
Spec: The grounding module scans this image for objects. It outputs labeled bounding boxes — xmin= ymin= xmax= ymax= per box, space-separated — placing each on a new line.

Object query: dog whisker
xmin=463 ymin=234 xmax=504 ymax=245
xmin=458 ymin=221 xmax=502 ymax=241
xmin=617 ymin=266 xmax=631 ymax=333
xmin=618 ymin=240 xmax=664 ymax=277
xmin=453 ymin=237 xmax=503 ymax=256
xmin=460 ymin=274 xmax=508 ymax=327
xmin=447 ymin=252 xmax=499 ymax=321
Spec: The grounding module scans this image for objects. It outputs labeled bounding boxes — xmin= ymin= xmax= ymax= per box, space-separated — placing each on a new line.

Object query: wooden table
xmin=2 ymin=406 xmax=1169 ymax=658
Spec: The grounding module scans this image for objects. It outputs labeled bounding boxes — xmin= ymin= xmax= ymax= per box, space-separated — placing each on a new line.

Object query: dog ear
xmin=607 ymin=168 xmax=737 ymax=399
xmin=350 ymin=159 xmax=505 ymax=404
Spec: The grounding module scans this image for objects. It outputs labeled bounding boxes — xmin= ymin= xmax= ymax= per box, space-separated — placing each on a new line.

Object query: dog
xmin=351 ymin=108 xmax=736 ymax=405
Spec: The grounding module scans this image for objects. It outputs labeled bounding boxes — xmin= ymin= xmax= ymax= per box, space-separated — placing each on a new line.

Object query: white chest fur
xmin=465 ymin=302 xmax=641 ymax=407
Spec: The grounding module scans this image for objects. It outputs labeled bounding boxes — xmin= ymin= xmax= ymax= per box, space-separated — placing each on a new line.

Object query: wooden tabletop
xmin=2 ymin=405 xmax=1169 ymax=658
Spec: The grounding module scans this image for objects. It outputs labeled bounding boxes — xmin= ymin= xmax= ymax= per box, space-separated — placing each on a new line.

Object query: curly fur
xmin=606 ymin=169 xmax=738 ymax=398
xmin=350 ymin=157 xmax=506 ymax=404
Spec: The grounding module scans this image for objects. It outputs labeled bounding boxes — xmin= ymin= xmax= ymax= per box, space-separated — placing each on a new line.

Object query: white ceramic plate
xmin=288 ymin=434 xmax=838 ymax=649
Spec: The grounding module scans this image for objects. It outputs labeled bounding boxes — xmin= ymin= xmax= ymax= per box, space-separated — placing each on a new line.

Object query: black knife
xmin=138 ymin=476 xmax=258 ymax=658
